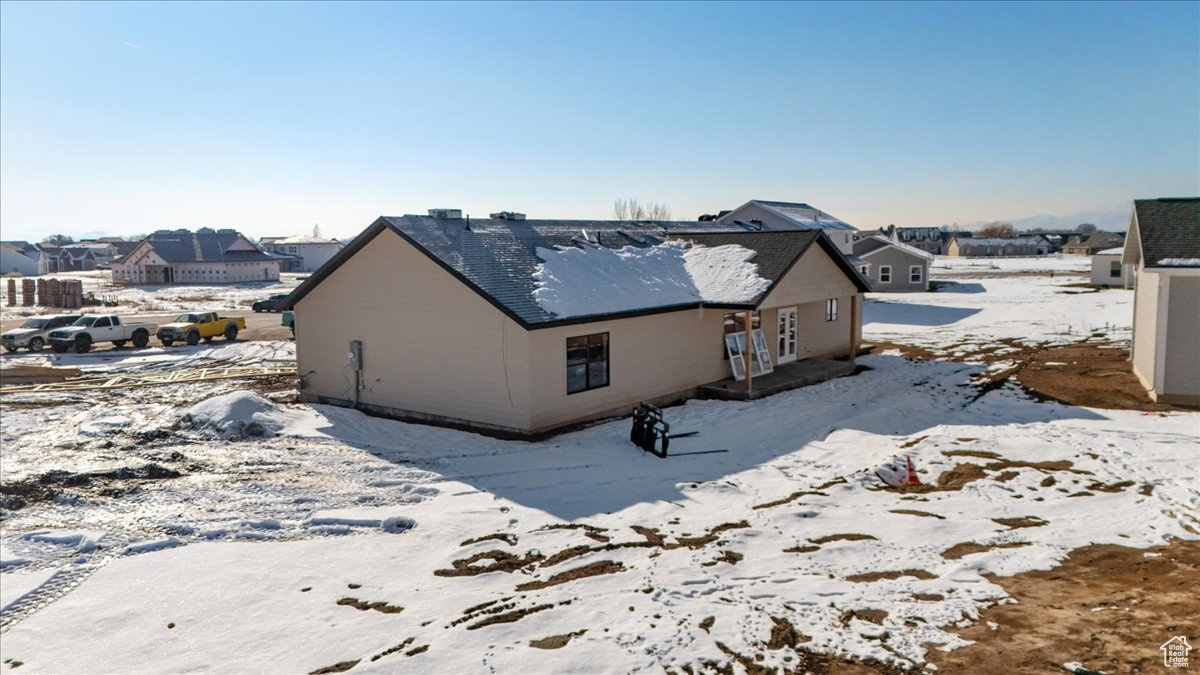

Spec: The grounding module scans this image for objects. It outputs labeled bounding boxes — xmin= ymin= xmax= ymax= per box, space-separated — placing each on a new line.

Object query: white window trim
xmin=910 ymin=265 xmax=923 ymax=283
xmin=777 ymin=307 xmax=798 ymax=364
xmin=879 ymin=266 xmax=892 ymax=283
xmin=826 ymin=298 xmax=838 ymax=322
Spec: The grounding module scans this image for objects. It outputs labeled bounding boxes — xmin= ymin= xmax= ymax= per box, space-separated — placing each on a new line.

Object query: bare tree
xmin=1075 ymin=223 xmax=1097 ymax=234
xmin=614 ymin=198 xmax=671 ymax=222
xmin=977 ymin=221 xmax=1015 ymax=238
xmin=41 ymin=234 xmax=74 ymax=246
xmin=313 ymin=223 xmax=322 ymax=238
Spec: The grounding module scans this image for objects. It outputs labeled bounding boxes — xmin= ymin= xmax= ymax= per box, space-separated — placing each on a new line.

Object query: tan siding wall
xmin=1163 ymin=275 xmax=1200 ymax=398
xmin=528 ymin=309 xmax=728 ymax=432
xmin=1131 ymin=270 xmax=1160 ymax=391
xmin=762 ymin=245 xmax=858 ymax=308
xmin=294 ymin=230 xmax=531 ymax=431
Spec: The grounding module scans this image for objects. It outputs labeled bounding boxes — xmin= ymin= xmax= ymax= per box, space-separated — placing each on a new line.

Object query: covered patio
xmin=696 ymin=357 xmax=859 ymax=401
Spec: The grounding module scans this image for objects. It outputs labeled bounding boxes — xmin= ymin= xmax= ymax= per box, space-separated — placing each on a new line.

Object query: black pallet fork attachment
xmin=630 ymin=402 xmax=706 ymax=458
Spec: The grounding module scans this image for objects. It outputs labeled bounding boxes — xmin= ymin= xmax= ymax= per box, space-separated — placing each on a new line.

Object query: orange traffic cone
xmin=905 ymin=455 xmax=921 ymax=485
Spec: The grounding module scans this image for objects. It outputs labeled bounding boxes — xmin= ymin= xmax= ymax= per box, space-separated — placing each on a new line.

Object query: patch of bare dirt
xmin=942 ymin=449 xmax=1003 ymax=460
xmin=460 ymin=532 xmax=517 ymax=547
xmin=701 ymin=550 xmax=743 ymax=567
xmin=992 ymin=516 xmax=1048 ymax=530
xmin=941 ymin=541 xmax=1032 ymax=560
xmin=810 ymin=533 xmax=876 ymax=544
xmin=766 ymin=616 xmax=811 ymax=649
xmin=927 ymin=539 xmax=1200 ymax=674
xmin=889 ymin=509 xmax=945 ymax=519
xmin=336 ymin=597 xmax=403 ymax=614
xmin=529 ymin=630 xmax=587 ymax=650
xmin=515 ymin=560 xmax=625 ymax=591
xmin=845 ymin=569 xmax=936 ymax=582
xmin=784 ymin=544 xmax=822 ymax=554
xmin=840 ymin=609 xmax=889 ymax=626
xmin=466 ymin=603 xmax=555 ymax=630
xmin=1014 ymin=343 xmax=1183 ymax=411
xmin=434 ymin=549 xmax=543 ymax=577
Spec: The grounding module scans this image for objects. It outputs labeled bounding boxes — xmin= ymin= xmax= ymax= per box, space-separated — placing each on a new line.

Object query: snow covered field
xmin=0 ymin=256 xmax=1196 ymax=673
xmin=0 ymin=271 xmax=304 ymax=317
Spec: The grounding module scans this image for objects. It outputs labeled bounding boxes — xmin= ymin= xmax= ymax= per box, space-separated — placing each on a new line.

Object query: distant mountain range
xmin=950 ymin=202 xmax=1131 ymax=233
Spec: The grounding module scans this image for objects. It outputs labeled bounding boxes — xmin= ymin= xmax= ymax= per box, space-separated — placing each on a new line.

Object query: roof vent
xmin=490 ymin=211 xmax=526 ymax=221
xmin=428 ymin=208 xmax=463 ymax=219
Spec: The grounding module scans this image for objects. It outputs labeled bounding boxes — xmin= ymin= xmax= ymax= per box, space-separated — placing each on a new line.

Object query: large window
xmin=879 ymin=266 xmax=892 ymax=283
xmin=826 ymin=298 xmax=838 ymax=322
xmin=566 ymin=333 xmax=609 ymax=394
xmin=910 ymin=265 xmax=923 ymax=283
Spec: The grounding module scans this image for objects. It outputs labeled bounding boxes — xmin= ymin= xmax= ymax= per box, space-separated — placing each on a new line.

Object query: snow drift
xmin=180 ymin=391 xmax=310 ymax=440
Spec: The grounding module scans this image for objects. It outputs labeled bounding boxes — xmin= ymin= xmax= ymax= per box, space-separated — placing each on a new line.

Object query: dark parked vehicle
xmin=2 ymin=314 xmax=82 ymax=352
xmin=252 ymin=294 xmax=290 ymax=313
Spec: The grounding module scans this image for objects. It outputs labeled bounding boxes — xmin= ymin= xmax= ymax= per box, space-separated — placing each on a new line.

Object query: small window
xmin=826 ymin=298 xmax=838 ymax=322
xmin=1110 ymin=261 xmax=1121 ymax=278
xmin=566 ymin=333 xmax=609 ymax=394
xmin=879 ymin=266 xmax=892 ymax=283
xmin=910 ymin=265 xmax=923 ymax=283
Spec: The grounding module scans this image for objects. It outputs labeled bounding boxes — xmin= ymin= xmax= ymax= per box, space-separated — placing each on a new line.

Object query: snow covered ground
xmin=0 ymin=256 xmax=1196 ymax=673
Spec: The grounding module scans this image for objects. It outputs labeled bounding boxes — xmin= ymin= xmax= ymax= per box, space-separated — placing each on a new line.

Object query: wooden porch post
xmin=849 ymin=294 xmax=860 ymax=365
xmin=744 ymin=310 xmax=753 ymax=394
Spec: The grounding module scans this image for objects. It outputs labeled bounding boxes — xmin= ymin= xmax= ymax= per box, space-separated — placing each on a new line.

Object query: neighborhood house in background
xmin=257 ymin=234 xmax=344 ymax=273
xmin=1090 ymin=247 xmax=1134 ymax=288
xmin=110 ymin=228 xmax=281 ymax=285
xmin=1123 ymin=197 xmax=1200 ymax=404
xmin=850 ymin=234 xmax=933 ymax=292
xmin=282 ymin=209 xmax=869 ymax=436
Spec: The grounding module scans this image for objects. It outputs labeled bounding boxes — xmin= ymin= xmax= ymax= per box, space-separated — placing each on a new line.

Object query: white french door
xmin=777 ymin=307 xmax=798 ymax=364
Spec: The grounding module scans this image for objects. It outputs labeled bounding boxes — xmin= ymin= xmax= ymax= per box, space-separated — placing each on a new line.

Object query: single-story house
xmin=0 ymin=243 xmax=41 ymax=276
xmin=716 ymin=199 xmax=860 ymax=255
xmin=1062 ymin=231 xmax=1125 ymax=255
xmin=852 ymin=235 xmax=933 ymax=292
xmin=258 ymin=234 xmax=345 ymax=273
xmin=282 ymin=210 xmax=870 ymax=437
xmin=1124 ymin=197 xmax=1199 ymax=404
xmin=1090 ymin=247 xmax=1133 ymax=288
xmin=111 ymin=228 xmax=280 ymax=284
xmin=947 ymin=236 xmax=1049 ymax=257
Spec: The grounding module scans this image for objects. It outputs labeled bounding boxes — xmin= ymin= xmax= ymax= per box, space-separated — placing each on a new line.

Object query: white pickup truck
xmin=47 ymin=315 xmax=157 ymax=354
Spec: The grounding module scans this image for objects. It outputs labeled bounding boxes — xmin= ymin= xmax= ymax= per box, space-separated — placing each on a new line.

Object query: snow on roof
xmin=1156 ymin=258 xmax=1200 ymax=267
xmin=753 ymin=200 xmax=858 ymax=231
xmin=532 ymin=241 xmax=771 ymax=319
xmin=1095 ymin=247 xmax=1124 ymax=256
xmin=269 ymin=234 xmax=341 ymax=245
xmin=959 ymin=236 xmax=1045 ymax=247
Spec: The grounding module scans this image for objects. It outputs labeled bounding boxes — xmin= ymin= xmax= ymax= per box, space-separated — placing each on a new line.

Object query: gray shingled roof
xmin=1133 ymin=198 xmax=1200 ymax=268
xmin=141 ymin=229 xmax=274 ymax=263
xmin=745 ymin=200 xmax=857 ymax=231
xmin=283 ymin=215 xmax=868 ymax=327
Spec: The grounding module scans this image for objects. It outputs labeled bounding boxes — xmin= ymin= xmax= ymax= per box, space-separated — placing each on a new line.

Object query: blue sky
xmin=1 ymin=1 xmax=1197 ymax=241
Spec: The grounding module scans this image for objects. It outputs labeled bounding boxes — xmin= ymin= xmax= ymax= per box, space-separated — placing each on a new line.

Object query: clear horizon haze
xmin=1 ymin=1 xmax=1197 ymax=242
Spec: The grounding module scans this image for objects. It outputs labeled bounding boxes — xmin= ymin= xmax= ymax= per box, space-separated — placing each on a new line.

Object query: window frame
xmin=826 ymin=298 xmax=838 ymax=322
xmin=565 ymin=332 xmax=610 ymax=395
xmin=1109 ymin=260 xmax=1122 ymax=278
xmin=879 ymin=265 xmax=892 ymax=283
xmin=910 ymin=265 xmax=923 ymax=284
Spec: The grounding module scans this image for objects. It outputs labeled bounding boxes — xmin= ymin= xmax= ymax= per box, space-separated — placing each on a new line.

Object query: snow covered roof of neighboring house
xmin=852 ymin=235 xmax=934 ymax=261
xmin=729 ymin=200 xmax=858 ymax=231
xmin=281 ymin=216 xmax=869 ymax=327
xmin=1095 ymin=247 xmax=1124 ymax=256
xmin=267 ymin=234 xmax=342 ymax=245
xmin=1129 ymin=198 xmax=1200 ymax=269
